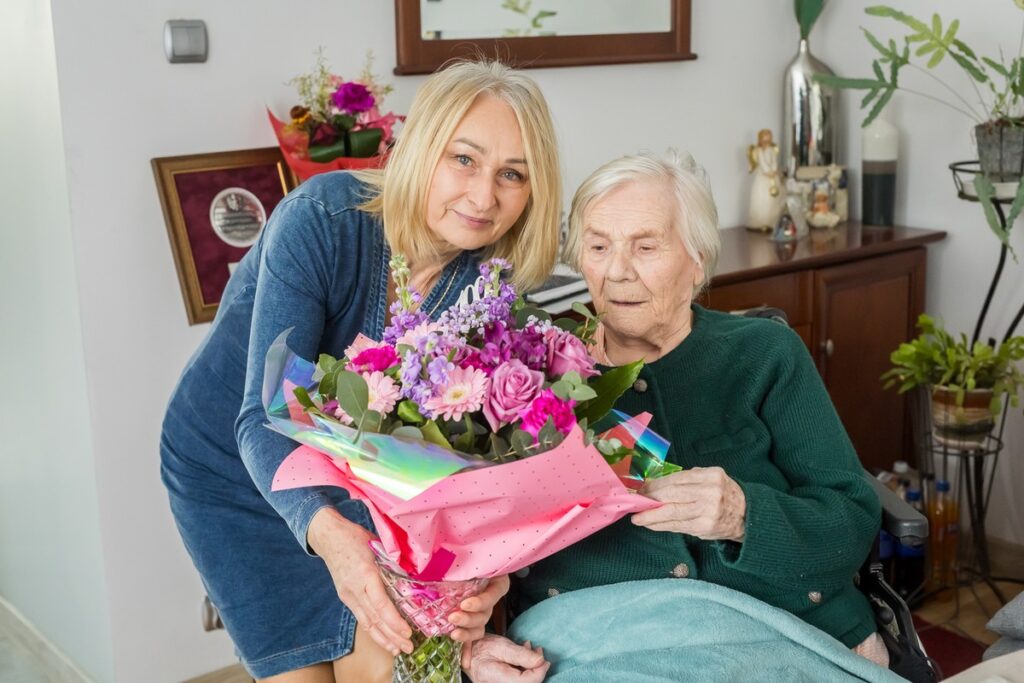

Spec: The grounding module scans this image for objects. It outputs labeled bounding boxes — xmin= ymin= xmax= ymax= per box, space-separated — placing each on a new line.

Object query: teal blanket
xmin=507 ymin=580 xmax=902 ymax=682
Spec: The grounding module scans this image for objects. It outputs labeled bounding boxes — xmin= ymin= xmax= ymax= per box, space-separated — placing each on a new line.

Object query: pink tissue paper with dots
xmin=272 ymin=425 xmax=659 ymax=581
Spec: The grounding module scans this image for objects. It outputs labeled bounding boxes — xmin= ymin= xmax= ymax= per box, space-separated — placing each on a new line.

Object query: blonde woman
xmin=160 ymin=60 xmax=562 ymax=683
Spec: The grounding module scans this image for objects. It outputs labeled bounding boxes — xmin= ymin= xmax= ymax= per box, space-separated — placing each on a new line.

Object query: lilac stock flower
xmin=332 ymin=81 xmax=375 ymax=114
xmin=427 ymin=356 xmax=455 ymax=385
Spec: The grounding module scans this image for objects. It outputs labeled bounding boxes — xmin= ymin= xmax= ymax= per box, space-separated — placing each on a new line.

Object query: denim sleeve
xmin=234 ymin=192 xmax=356 ymax=554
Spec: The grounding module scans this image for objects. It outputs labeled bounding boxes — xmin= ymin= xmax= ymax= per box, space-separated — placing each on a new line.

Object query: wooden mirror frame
xmin=394 ymin=0 xmax=695 ymax=75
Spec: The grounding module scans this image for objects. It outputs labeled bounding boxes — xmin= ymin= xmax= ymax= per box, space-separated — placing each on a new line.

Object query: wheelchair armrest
xmin=865 ymin=471 xmax=928 ymax=545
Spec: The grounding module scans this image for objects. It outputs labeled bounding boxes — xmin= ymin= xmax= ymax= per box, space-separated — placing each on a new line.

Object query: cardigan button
xmin=547 ymin=588 xmax=560 ymax=597
xmin=514 ymin=566 xmax=530 ymax=578
xmin=633 ymin=378 xmax=649 ymax=393
xmin=671 ymin=563 xmax=690 ymax=578
xmin=808 ymin=591 xmax=822 ymax=604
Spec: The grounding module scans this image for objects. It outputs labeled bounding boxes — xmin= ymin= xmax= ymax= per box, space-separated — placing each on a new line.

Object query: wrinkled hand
xmin=632 ymin=467 xmax=747 ymax=541
xmin=307 ymin=507 xmax=413 ymax=656
xmin=448 ymin=575 xmax=510 ymax=643
xmin=462 ymin=634 xmax=550 ymax=683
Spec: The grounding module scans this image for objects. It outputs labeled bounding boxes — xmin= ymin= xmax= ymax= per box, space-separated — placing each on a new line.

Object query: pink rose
xmin=483 ymin=359 xmax=544 ymax=432
xmin=545 ymin=329 xmax=598 ymax=378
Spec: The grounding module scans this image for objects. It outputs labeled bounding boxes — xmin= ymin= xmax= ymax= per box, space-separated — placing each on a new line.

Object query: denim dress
xmin=159 ymin=172 xmax=481 ymax=678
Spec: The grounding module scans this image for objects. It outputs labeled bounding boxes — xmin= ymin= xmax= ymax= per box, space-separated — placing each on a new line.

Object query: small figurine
xmin=771 ymin=210 xmax=798 ymax=242
xmin=807 ymin=184 xmax=841 ymax=229
xmin=746 ymin=129 xmax=785 ymax=230
xmin=827 ymin=164 xmax=849 ymax=221
xmin=784 ymin=178 xmax=810 ymax=238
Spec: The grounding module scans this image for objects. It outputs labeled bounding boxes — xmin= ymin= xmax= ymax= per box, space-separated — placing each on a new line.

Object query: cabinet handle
xmin=821 ymin=339 xmax=835 ymax=357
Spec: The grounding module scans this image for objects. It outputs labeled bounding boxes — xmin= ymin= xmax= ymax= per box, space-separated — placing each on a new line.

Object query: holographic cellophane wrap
xmin=264 ymin=330 xmax=674 ymax=582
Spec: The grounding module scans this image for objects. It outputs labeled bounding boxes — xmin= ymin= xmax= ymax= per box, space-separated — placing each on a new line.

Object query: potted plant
xmin=882 ymin=314 xmax=1024 ymax=447
xmin=818 ymin=5 xmax=1024 ymax=244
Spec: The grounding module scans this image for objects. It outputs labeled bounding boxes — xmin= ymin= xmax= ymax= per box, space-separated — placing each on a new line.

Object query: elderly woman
xmin=462 ymin=151 xmax=887 ymax=682
xmin=160 ymin=60 xmax=562 ymax=682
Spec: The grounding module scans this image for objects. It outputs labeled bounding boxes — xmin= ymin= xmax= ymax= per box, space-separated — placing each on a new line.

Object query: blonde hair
xmin=355 ymin=60 xmax=561 ymax=292
xmin=564 ymin=150 xmax=720 ymax=297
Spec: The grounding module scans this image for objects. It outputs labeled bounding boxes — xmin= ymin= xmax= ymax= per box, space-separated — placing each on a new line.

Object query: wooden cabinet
xmin=700 ymin=223 xmax=944 ymax=473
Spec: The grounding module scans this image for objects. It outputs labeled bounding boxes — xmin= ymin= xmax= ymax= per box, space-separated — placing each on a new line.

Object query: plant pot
xmin=976 ymin=122 xmax=1024 ymax=182
xmin=930 ymin=385 xmax=996 ymax=449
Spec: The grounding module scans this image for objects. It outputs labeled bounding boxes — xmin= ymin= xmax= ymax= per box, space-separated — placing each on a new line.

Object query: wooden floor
xmin=915 ymin=580 xmax=1024 ymax=646
xmin=185 ymin=663 xmax=251 ymax=683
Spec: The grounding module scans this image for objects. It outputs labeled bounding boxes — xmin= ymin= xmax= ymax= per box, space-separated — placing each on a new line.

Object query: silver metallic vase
xmin=783 ymin=38 xmax=839 ymax=176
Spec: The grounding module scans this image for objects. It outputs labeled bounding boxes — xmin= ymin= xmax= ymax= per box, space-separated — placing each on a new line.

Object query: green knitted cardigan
xmin=513 ymin=305 xmax=881 ymax=648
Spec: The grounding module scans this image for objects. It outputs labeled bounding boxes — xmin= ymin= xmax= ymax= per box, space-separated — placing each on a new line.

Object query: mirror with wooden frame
xmin=394 ymin=0 xmax=695 ymax=75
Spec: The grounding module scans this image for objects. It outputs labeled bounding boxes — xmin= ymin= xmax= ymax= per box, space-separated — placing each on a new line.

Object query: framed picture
xmin=152 ymin=147 xmax=298 ymax=324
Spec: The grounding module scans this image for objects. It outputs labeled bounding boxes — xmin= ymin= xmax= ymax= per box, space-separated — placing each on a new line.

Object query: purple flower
xmin=333 ymin=82 xmax=375 ymax=114
xmin=483 ymin=359 xmax=544 ymax=431
xmin=427 ymin=356 xmax=455 ymax=385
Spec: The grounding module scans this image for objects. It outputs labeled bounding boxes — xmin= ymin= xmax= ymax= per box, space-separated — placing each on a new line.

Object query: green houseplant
xmin=817 ymin=5 xmax=1024 ymax=245
xmin=882 ymin=314 xmax=1024 ymax=446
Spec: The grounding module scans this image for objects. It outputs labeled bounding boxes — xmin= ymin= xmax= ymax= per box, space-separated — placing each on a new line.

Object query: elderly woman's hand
xmin=632 ymin=467 xmax=747 ymax=542
xmin=448 ymin=575 xmax=511 ymax=643
xmin=462 ymin=634 xmax=550 ymax=683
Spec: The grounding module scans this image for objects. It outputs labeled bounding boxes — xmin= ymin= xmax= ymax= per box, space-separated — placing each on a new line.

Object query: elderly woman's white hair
xmin=564 ymin=149 xmax=720 ymax=296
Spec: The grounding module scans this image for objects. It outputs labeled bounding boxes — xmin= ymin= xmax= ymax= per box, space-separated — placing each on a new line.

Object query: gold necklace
xmin=425 ymin=265 xmax=458 ymax=317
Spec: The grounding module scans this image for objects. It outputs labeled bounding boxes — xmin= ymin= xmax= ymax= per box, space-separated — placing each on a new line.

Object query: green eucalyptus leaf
xmin=550 ymin=380 xmax=572 ymax=400
xmin=572 ymin=301 xmax=596 ymax=319
xmin=334 ymin=371 xmax=369 ymax=422
xmin=570 ymin=384 xmax=598 ymax=401
xmin=357 ymin=409 xmax=385 ymax=433
xmin=391 ymin=425 xmax=425 ymax=440
xmin=510 ymin=429 xmax=534 ymax=457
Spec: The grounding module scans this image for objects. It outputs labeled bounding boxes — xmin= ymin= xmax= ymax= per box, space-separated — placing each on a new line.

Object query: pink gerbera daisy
xmin=424 ymin=366 xmax=489 ymax=422
xmin=365 ymin=371 xmax=401 ymax=415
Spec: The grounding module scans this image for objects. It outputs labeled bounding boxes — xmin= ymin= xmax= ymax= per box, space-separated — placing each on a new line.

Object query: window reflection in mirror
xmin=420 ymin=0 xmax=672 ymax=41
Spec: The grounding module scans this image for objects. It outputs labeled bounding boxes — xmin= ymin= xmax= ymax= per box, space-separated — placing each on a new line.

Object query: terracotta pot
xmin=930 ymin=385 xmax=995 ymax=449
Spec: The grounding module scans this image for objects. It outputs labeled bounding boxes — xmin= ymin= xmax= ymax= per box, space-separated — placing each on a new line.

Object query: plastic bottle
xmin=943 ymin=483 xmax=960 ymax=589
xmin=927 ymin=480 xmax=954 ymax=598
xmin=894 ymin=488 xmax=926 ymax=600
xmin=892 ymin=460 xmax=920 ymax=495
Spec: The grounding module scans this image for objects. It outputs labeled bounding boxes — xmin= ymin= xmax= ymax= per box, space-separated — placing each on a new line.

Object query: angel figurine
xmin=747 ymin=129 xmax=785 ymax=230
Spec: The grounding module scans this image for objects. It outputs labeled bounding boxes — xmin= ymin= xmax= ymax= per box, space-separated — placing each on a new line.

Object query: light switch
xmin=164 ymin=20 xmax=207 ymax=63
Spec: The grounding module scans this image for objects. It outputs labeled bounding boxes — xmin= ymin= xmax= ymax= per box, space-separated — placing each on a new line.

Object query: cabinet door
xmin=813 ymin=248 xmax=926 ymax=472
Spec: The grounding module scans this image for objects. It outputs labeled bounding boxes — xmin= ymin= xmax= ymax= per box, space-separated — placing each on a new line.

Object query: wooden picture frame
xmin=394 ymin=0 xmax=695 ymax=75
xmin=152 ymin=147 xmax=297 ymax=325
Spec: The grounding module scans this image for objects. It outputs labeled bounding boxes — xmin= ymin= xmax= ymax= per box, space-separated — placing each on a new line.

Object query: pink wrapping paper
xmin=272 ymin=425 xmax=659 ymax=581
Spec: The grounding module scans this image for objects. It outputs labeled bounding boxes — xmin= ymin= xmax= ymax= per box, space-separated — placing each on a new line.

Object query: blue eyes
xmin=451 ymin=153 xmax=525 ymax=183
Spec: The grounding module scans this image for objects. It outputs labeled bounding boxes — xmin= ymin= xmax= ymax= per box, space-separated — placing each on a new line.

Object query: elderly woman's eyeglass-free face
xmin=580 ymin=180 xmax=704 ymax=354
xmin=424 ymin=94 xmax=532 ymax=253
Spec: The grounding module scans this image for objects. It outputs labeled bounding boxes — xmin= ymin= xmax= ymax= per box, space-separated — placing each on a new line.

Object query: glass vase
xmin=376 ymin=559 xmax=488 ymax=683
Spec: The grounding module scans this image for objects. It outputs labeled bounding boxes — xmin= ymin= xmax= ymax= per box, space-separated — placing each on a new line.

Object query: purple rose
xmin=483 ymin=359 xmax=544 ymax=431
xmin=545 ymin=329 xmax=598 ymax=378
xmin=332 ymin=82 xmax=375 ymax=114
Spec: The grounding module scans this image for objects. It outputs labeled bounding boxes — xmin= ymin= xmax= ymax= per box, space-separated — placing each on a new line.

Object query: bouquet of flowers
xmin=269 ymin=49 xmax=403 ymax=181
xmin=264 ymin=257 xmax=677 ymax=682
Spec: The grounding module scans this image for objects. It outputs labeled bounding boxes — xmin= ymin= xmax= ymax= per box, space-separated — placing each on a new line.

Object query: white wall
xmin=814 ymin=0 xmax=1024 ymax=546
xmin=23 ymin=0 xmax=1021 ymax=680
xmin=0 ymin=0 xmax=113 ymax=681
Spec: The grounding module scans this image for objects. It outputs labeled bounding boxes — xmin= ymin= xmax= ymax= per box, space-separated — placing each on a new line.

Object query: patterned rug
xmin=913 ymin=615 xmax=987 ymax=677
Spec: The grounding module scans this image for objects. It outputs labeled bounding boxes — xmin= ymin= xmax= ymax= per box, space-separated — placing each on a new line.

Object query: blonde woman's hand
xmin=307 ymin=507 xmax=413 ymax=655
xmin=462 ymin=634 xmax=550 ymax=683
xmin=632 ymin=467 xmax=747 ymax=542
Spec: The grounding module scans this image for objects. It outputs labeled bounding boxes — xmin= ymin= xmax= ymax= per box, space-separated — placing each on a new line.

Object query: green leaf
xmin=515 ymin=305 xmax=551 ymax=327
xmin=420 ymin=420 xmax=452 ymax=450
xmin=552 ymin=317 xmax=577 ymax=332
xmin=1004 ymin=171 xmax=1024 ymax=232
xmin=974 ymin=174 xmax=1012 ymax=246
xmin=572 ymin=301 xmax=596 ymax=319
xmin=397 ymin=400 xmax=425 ymax=424
xmin=926 ymin=46 xmax=945 ymax=69
xmin=293 ymin=386 xmax=316 ymax=410
xmin=915 ymin=42 xmax=937 ymax=57
xmin=982 ymin=57 xmax=1009 ymax=77
xmin=488 ymin=433 xmax=510 ymax=460
xmin=931 ymin=13 xmax=941 ymax=37
xmin=861 ymin=88 xmax=880 ymax=108
xmin=866 ymin=6 xmax=929 ymax=35
xmin=391 ymin=425 xmax=424 ymax=440
xmin=334 ymin=371 xmax=369 ymax=423
xmin=318 ymin=354 xmax=339 ymax=373
xmin=950 ymin=46 xmax=988 ymax=82
xmin=575 ymin=360 xmax=644 ymax=424
xmin=569 ymin=384 xmax=598 ymax=401
xmin=510 ymin=429 xmax=534 ymax=457
xmin=356 ymin=409 xmax=384 ymax=433
xmin=454 ymin=414 xmax=477 ymax=452
xmin=550 ymin=380 xmax=572 ymax=400
xmin=863 ymin=87 xmax=895 ymax=127
xmin=317 ymin=372 xmax=336 ymax=400
xmin=794 ymin=0 xmax=825 ymax=40
xmin=872 ymin=60 xmax=885 ymax=80
xmin=862 ymin=28 xmax=889 ymax=56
